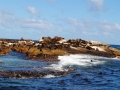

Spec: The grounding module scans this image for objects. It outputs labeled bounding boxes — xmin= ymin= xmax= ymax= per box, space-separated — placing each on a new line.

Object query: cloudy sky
xmin=0 ymin=0 xmax=120 ymax=44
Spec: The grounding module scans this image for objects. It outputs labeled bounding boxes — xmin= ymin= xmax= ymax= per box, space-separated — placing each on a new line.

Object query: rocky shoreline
xmin=0 ymin=36 xmax=120 ymax=60
xmin=0 ymin=36 xmax=120 ymax=78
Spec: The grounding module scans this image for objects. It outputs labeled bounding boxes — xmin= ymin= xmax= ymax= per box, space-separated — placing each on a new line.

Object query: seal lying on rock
xmin=1 ymin=36 xmax=120 ymax=61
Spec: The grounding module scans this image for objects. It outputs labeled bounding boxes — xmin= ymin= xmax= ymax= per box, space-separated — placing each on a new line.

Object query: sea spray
xmin=44 ymin=54 xmax=107 ymax=71
xmin=43 ymin=74 xmax=59 ymax=78
xmin=1 ymin=44 xmax=120 ymax=89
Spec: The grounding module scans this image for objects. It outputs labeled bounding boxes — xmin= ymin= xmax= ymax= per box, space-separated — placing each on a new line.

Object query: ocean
xmin=0 ymin=45 xmax=120 ymax=90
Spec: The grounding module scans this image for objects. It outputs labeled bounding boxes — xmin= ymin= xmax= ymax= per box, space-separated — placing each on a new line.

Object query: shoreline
xmin=0 ymin=36 xmax=120 ymax=78
xmin=0 ymin=36 xmax=120 ymax=62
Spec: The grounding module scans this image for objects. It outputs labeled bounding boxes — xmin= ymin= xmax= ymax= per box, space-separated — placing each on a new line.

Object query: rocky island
xmin=0 ymin=36 xmax=120 ymax=78
xmin=0 ymin=36 xmax=120 ymax=61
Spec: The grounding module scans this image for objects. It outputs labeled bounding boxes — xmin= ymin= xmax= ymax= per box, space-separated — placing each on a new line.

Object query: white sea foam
xmin=44 ymin=54 xmax=107 ymax=71
xmin=0 ymin=60 xmax=2 ymax=63
xmin=111 ymin=56 xmax=120 ymax=60
xmin=43 ymin=74 xmax=58 ymax=78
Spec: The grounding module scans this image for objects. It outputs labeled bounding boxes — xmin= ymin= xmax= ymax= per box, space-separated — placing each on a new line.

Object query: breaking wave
xmin=44 ymin=54 xmax=109 ymax=71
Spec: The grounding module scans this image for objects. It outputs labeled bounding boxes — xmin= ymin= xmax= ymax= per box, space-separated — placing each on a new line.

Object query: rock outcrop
xmin=0 ymin=70 xmax=73 ymax=78
xmin=0 ymin=36 xmax=120 ymax=61
xmin=0 ymin=47 xmax=11 ymax=55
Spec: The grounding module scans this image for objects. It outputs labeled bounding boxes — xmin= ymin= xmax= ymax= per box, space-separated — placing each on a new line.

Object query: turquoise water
xmin=0 ymin=46 xmax=120 ymax=90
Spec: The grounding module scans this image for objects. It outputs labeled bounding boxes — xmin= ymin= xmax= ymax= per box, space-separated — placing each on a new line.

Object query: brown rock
xmin=0 ymin=47 xmax=11 ymax=55
xmin=109 ymin=47 xmax=120 ymax=56
xmin=27 ymin=47 xmax=41 ymax=56
xmin=12 ymin=45 xmax=29 ymax=53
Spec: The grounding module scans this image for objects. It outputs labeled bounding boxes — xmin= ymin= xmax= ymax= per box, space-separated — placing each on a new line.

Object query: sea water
xmin=0 ymin=45 xmax=120 ymax=90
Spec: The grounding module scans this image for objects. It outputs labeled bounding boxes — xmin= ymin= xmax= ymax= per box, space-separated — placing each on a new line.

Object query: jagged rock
xmin=20 ymin=37 xmax=24 ymax=41
xmin=12 ymin=45 xmax=29 ymax=53
xmin=0 ymin=36 xmax=120 ymax=60
xmin=109 ymin=47 xmax=120 ymax=56
xmin=0 ymin=47 xmax=11 ymax=55
xmin=27 ymin=47 xmax=41 ymax=56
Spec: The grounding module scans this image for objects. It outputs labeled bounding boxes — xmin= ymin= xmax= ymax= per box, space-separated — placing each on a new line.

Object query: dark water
xmin=0 ymin=45 xmax=120 ymax=90
xmin=111 ymin=45 xmax=120 ymax=50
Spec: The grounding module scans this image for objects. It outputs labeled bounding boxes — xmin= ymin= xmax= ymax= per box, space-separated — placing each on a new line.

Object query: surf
xmin=44 ymin=54 xmax=108 ymax=71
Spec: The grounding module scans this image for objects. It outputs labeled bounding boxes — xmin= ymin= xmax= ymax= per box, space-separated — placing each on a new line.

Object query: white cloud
xmin=0 ymin=10 xmax=53 ymax=30
xmin=27 ymin=6 xmax=41 ymax=17
xmin=97 ymin=20 xmax=120 ymax=31
xmin=114 ymin=23 xmax=120 ymax=30
xmin=88 ymin=0 xmax=106 ymax=15
xmin=82 ymin=31 xmax=99 ymax=35
xmin=90 ymin=0 xmax=104 ymax=10
xmin=27 ymin=6 xmax=37 ymax=14
xmin=0 ymin=9 xmax=14 ymax=15
xmin=103 ymin=32 xmax=112 ymax=36
xmin=66 ymin=18 xmax=94 ymax=30
xmin=67 ymin=18 xmax=85 ymax=27
xmin=20 ymin=19 xmax=53 ymax=30
xmin=66 ymin=18 xmax=120 ymax=32
xmin=62 ymin=18 xmax=120 ymax=42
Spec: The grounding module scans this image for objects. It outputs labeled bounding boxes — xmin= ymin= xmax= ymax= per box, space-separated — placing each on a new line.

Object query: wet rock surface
xmin=0 ymin=70 xmax=73 ymax=78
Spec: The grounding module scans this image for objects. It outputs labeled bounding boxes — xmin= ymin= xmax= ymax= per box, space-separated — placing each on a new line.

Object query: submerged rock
xmin=0 ymin=70 xmax=72 ymax=78
xmin=83 ymin=78 xmax=89 ymax=82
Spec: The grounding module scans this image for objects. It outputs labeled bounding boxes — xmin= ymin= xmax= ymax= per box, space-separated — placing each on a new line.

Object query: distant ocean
xmin=0 ymin=45 xmax=120 ymax=90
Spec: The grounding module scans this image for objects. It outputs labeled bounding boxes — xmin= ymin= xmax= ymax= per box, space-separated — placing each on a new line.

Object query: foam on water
xmin=43 ymin=74 xmax=59 ymax=78
xmin=45 ymin=54 xmax=107 ymax=71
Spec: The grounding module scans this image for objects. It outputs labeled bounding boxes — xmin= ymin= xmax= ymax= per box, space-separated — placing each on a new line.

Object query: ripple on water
xmin=0 ymin=54 xmax=120 ymax=90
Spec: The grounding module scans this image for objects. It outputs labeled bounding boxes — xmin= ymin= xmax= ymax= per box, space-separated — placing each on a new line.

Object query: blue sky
xmin=0 ymin=0 xmax=120 ymax=44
